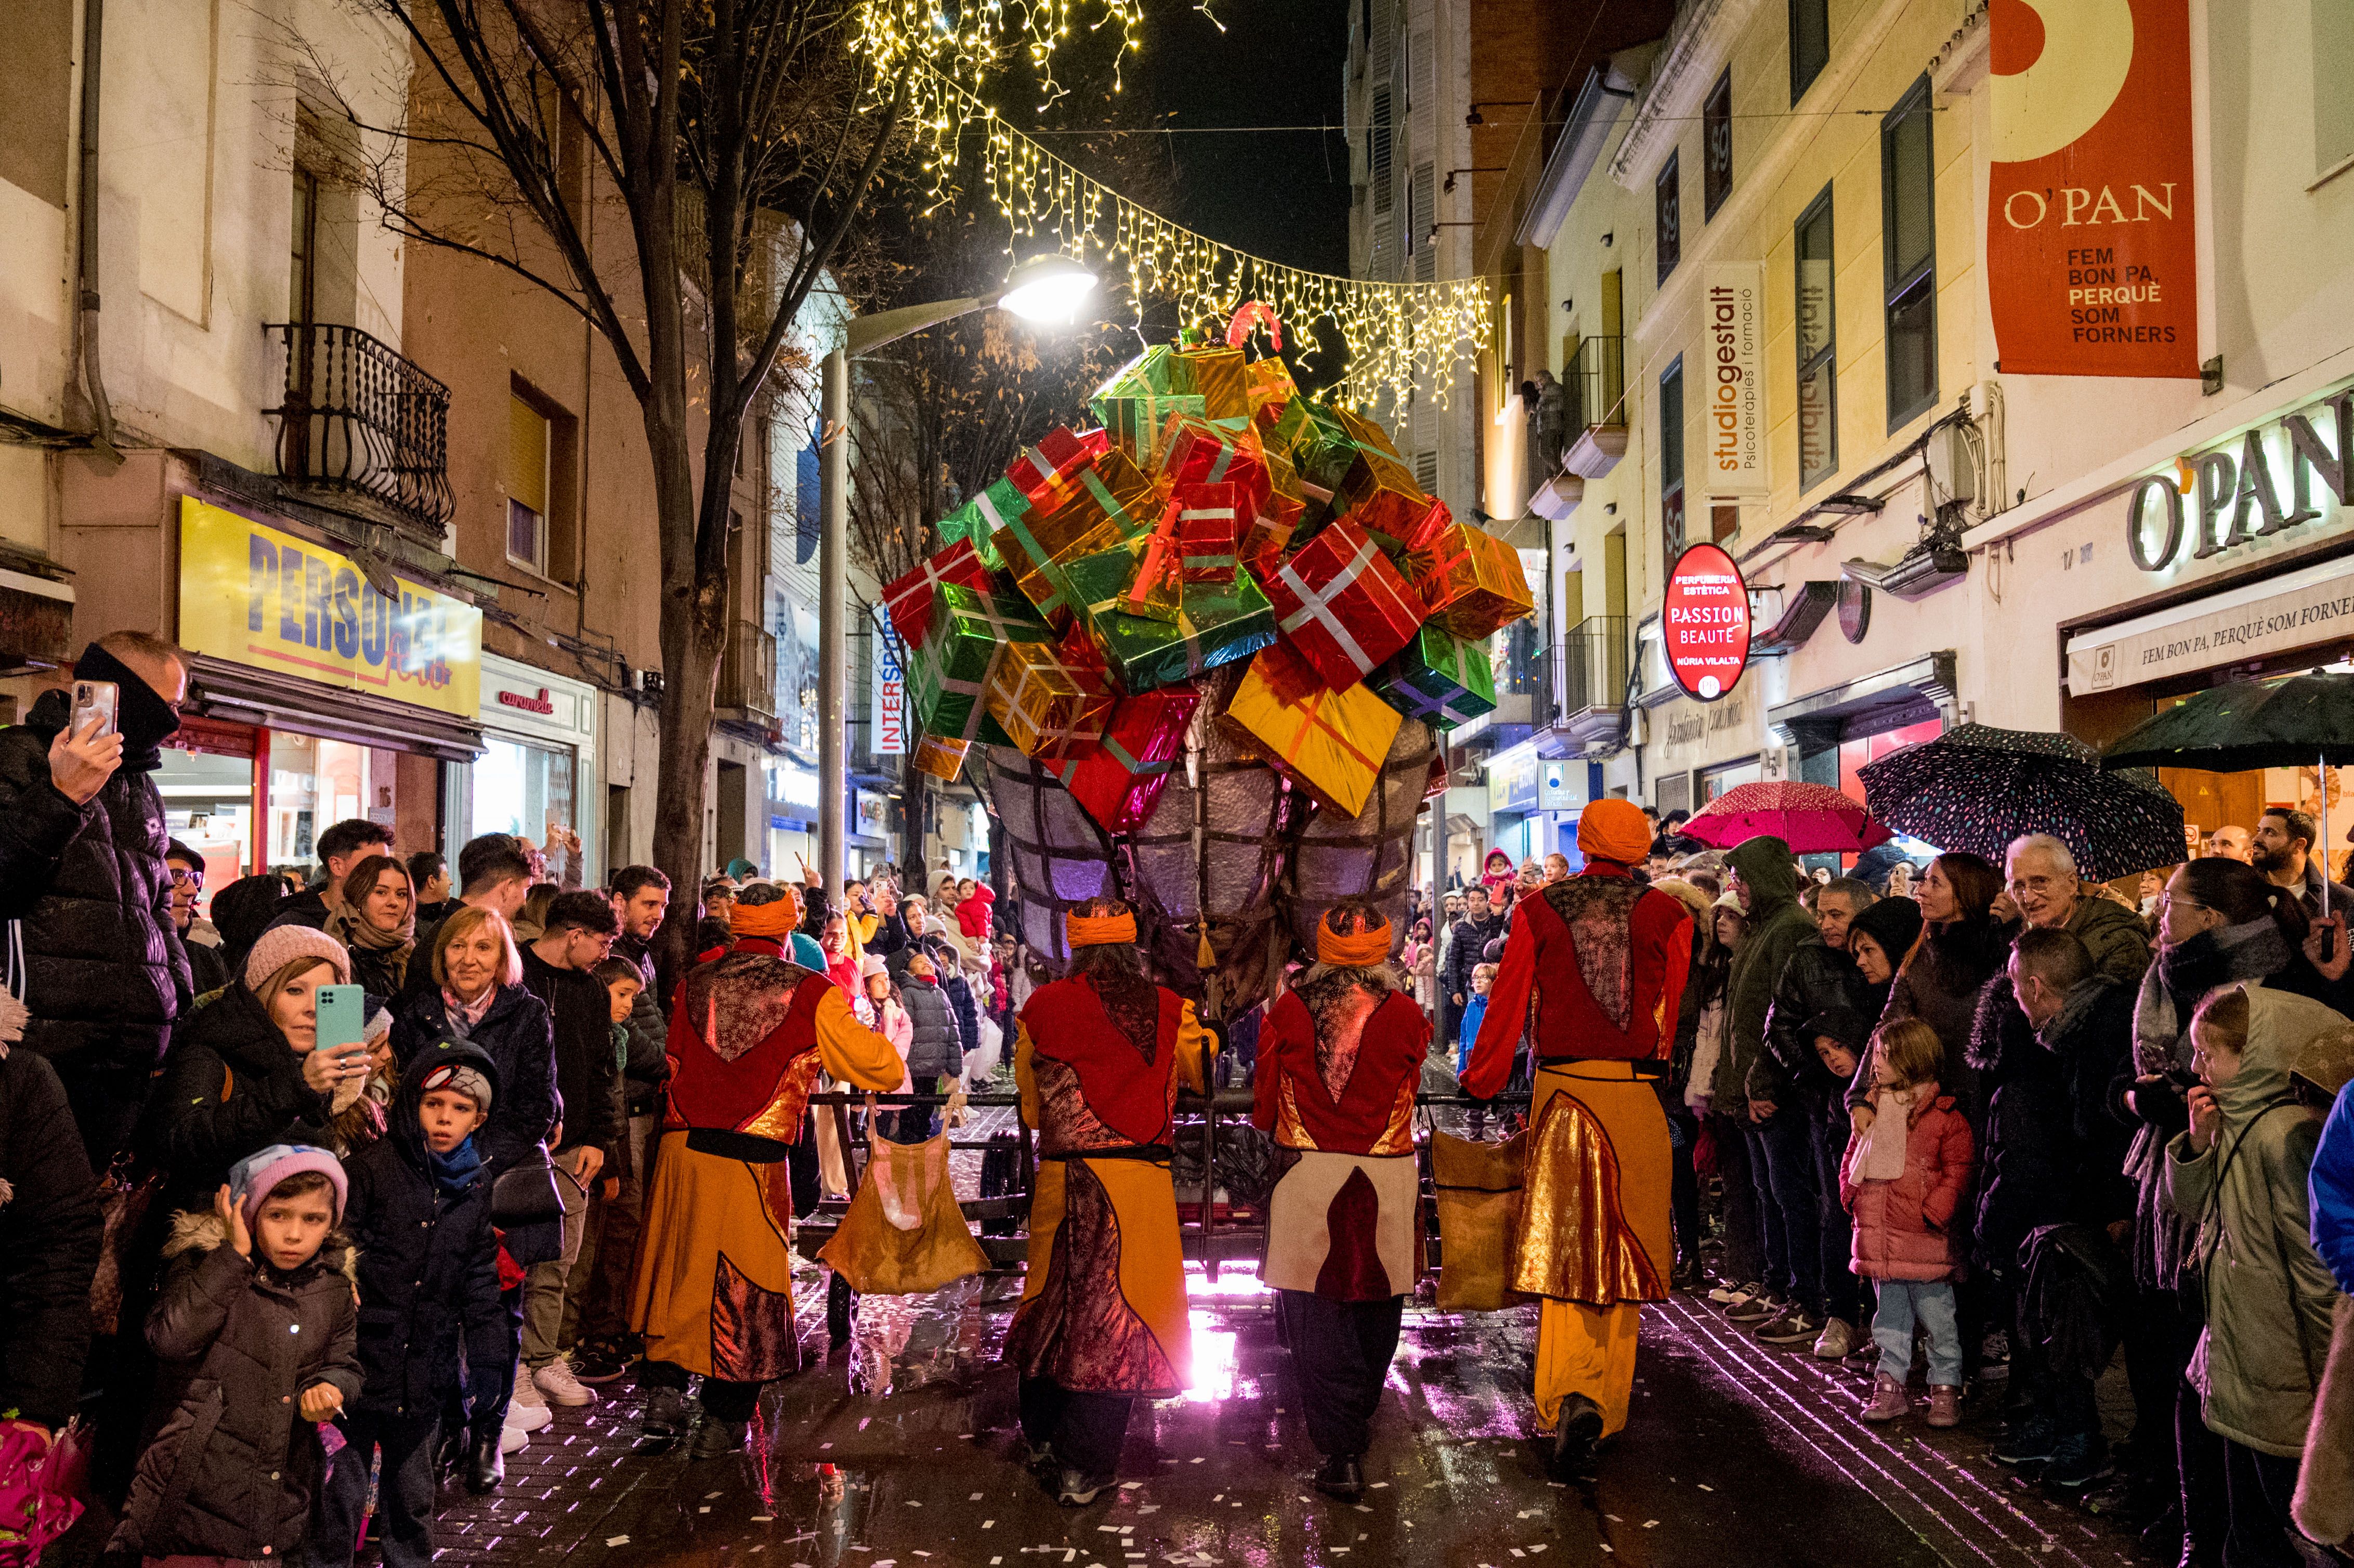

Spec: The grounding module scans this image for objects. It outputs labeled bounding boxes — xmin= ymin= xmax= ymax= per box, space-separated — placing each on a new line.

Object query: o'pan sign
xmin=1663 ymin=543 xmax=1751 ymax=701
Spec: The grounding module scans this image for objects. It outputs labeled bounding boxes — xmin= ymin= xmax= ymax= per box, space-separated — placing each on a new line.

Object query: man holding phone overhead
xmin=0 ymin=632 xmax=194 ymax=1167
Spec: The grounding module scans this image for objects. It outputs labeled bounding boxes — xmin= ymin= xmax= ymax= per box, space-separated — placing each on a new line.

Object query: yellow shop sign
xmin=177 ymin=496 xmax=481 ymax=718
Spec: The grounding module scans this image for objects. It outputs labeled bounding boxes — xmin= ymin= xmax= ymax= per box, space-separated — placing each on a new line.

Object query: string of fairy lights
xmin=839 ymin=0 xmax=1493 ymax=403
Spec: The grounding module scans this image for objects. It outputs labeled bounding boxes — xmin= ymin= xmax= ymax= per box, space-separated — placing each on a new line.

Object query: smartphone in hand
xmin=315 ymin=984 xmax=368 ymax=1072
xmin=70 ymin=680 xmax=120 ymax=737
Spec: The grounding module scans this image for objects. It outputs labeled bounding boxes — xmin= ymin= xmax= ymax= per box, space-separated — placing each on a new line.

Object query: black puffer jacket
xmin=0 ymin=686 xmax=191 ymax=1080
xmin=611 ymin=930 xmax=672 ymax=1111
xmin=900 ymin=973 xmax=964 ymax=1083
xmin=520 ymin=946 xmax=620 ymax=1159
xmin=0 ymin=1045 xmax=101 ymax=1426
xmin=142 ymin=984 xmax=338 ymax=1219
xmin=110 ymin=1211 xmax=360 ymax=1561
xmin=342 ymin=1042 xmax=508 ymax=1420
xmin=1760 ymin=938 xmax=1878 ymax=1113
xmin=1966 ymin=975 xmax=2138 ymax=1276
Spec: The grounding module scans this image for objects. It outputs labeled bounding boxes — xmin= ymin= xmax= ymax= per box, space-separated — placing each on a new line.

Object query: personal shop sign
xmin=1663 ymin=543 xmax=1751 ymax=701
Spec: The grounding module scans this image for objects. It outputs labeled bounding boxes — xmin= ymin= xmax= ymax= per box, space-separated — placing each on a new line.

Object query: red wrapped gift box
xmin=1160 ymin=414 xmax=1270 ymax=519
xmin=1043 ymin=684 xmax=1203 ymax=833
xmin=1172 ymin=482 xmax=1241 ymax=585
xmin=879 ymin=538 xmax=994 ymax=648
xmin=1264 ymin=518 xmax=1427 ymax=692
xmin=1006 ymin=425 xmax=1111 ymax=504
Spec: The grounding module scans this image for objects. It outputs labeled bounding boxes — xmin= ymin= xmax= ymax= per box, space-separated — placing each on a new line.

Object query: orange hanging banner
xmin=1985 ymin=0 xmax=2199 ymax=379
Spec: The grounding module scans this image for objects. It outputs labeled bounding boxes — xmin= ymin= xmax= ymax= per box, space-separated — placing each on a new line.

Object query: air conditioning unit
xmin=1926 ymin=421 xmax=1976 ymax=504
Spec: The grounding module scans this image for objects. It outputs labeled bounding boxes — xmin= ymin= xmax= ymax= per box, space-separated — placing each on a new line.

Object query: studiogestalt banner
xmin=1986 ymin=0 xmax=2199 ymax=378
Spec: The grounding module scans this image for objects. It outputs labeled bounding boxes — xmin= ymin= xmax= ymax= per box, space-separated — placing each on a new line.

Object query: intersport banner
xmin=1987 ymin=0 xmax=2198 ymax=378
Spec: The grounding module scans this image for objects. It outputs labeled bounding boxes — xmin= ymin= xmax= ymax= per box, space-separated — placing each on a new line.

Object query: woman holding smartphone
xmin=147 ymin=925 xmax=367 ymax=1217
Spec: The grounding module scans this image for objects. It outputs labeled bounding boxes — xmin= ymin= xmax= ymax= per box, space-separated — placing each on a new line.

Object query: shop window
xmin=1654 ymin=151 xmax=1681 ymax=287
xmin=1881 ymin=77 xmax=1938 ymax=430
xmin=1703 ymin=70 xmax=1733 ymax=221
xmin=1790 ymin=0 xmax=1829 ymax=103
xmin=473 ymin=734 xmax=576 ymax=845
xmin=1795 ymin=184 xmax=1838 ymax=489
xmin=1659 ymin=357 xmax=1685 ymax=560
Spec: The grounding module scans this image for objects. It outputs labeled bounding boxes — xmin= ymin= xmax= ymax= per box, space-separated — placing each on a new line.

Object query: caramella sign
xmin=1662 ymin=543 xmax=1751 ymax=702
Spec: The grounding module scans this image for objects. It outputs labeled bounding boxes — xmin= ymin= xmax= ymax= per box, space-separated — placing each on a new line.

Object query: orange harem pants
xmin=1515 ymin=1060 xmax=1672 ymax=1436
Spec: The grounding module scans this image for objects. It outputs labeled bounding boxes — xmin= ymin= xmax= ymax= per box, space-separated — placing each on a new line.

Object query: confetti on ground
xmin=1696 ymin=1483 xmax=1715 ymax=1492
xmin=971 ymin=1492 xmax=985 ymax=1500
xmin=750 ymin=1516 xmax=775 ymax=1523
xmin=698 ymin=1507 xmax=711 ymax=1514
xmin=606 ymin=1537 xmax=630 ymax=1548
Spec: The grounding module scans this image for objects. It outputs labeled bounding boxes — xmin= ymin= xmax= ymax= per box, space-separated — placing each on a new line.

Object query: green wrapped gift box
xmin=1272 ymin=397 xmax=1361 ymax=491
xmin=908 ymin=583 xmax=1052 ymax=746
xmin=1093 ymin=393 xmax=1207 ymax=466
xmin=936 ymin=475 xmax=1027 ymax=572
xmin=1374 ymin=622 xmax=1497 ymax=729
xmin=1063 ymin=546 xmax=1277 ymax=694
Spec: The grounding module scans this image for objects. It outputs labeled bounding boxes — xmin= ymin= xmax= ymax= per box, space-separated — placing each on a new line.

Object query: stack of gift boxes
xmin=881 ymin=337 xmax=1534 ymax=836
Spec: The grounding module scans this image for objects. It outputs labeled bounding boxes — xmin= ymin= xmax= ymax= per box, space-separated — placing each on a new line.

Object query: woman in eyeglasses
xmin=165 ymin=838 xmax=230 ymax=997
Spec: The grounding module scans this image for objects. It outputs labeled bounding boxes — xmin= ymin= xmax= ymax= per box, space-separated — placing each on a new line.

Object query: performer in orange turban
xmin=1251 ymin=900 xmax=1429 ymax=1500
xmin=1463 ymin=798 xmax=1694 ymax=1476
xmin=628 ymin=883 xmax=903 ymax=1458
xmin=1005 ymin=897 xmax=1212 ymax=1506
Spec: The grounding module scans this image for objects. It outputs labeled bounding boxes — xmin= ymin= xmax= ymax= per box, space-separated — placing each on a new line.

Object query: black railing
xmin=264 ymin=323 xmax=453 ymax=533
xmin=1565 ymin=334 xmax=1626 ymax=433
xmin=1548 ymin=615 xmax=1630 ymax=725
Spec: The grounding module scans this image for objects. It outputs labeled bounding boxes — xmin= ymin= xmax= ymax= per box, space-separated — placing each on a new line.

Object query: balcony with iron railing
xmin=1563 ymin=335 xmax=1629 ymax=479
xmin=719 ymin=619 xmax=779 ymax=725
xmin=1537 ymin=615 xmax=1630 ymax=749
xmin=264 ymin=323 xmax=454 ymax=537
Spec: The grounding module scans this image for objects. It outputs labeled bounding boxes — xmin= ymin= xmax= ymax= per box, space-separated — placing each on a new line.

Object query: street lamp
xmin=816 ymin=253 xmax=1098 ymax=895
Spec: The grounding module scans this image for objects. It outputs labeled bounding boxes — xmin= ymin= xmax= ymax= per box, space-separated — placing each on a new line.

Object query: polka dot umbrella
xmin=1856 ymin=722 xmax=2188 ymax=881
xmin=1679 ymin=781 xmax=1893 ymax=855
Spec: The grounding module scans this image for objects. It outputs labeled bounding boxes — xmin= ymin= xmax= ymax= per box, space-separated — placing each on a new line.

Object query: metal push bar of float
xmin=805 ymin=1068 xmax=1533 ymax=1280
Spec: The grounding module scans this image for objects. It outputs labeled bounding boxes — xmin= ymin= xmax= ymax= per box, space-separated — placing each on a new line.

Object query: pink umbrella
xmin=1679 ymin=781 xmax=1893 ymax=855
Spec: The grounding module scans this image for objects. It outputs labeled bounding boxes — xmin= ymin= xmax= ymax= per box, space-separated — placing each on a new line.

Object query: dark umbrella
xmin=1857 ymin=722 xmax=2189 ymax=882
xmin=2101 ymin=670 xmax=2354 ymax=913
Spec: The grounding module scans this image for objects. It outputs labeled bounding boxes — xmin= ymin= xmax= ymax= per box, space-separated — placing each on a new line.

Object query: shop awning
xmin=2063 ymin=555 xmax=2354 ymax=694
xmin=187 ymin=654 xmax=486 ymax=763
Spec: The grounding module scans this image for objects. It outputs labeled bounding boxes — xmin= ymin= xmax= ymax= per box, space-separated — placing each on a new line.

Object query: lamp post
xmin=816 ymin=254 xmax=1097 ymax=894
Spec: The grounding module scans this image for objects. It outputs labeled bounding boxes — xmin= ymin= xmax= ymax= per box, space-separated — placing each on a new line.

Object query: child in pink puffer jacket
xmin=1840 ymin=1016 xmax=1976 ymax=1430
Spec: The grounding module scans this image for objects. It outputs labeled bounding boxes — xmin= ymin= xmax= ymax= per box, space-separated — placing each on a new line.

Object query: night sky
xmin=1123 ymin=0 xmax=1353 ymax=277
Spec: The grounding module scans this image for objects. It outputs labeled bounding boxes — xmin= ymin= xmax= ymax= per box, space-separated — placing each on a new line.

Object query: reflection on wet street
xmin=426 ymin=1234 xmax=2148 ymax=1568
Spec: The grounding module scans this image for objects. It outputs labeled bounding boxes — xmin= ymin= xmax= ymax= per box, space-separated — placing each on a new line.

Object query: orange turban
xmin=1316 ymin=917 xmax=1394 ymax=966
xmin=1578 ymin=798 xmax=1654 ymax=867
xmin=1065 ymin=910 xmax=1137 ymax=948
xmin=730 ymin=894 xmax=801 ymax=939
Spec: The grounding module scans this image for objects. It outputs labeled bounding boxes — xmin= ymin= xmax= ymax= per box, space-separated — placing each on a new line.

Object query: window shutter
xmin=1371 ymin=89 xmax=1394 ymax=213
xmin=508 ymin=396 xmax=550 ymax=516
xmin=795 ymin=429 xmax=821 ymax=564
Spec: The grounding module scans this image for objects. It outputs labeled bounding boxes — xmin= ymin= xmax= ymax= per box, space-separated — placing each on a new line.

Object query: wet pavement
xmin=433 ymin=1261 xmax=2151 ymax=1568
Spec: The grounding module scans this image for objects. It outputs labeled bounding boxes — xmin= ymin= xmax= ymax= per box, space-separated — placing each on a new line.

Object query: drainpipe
xmin=74 ymin=0 xmax=123 ymax=466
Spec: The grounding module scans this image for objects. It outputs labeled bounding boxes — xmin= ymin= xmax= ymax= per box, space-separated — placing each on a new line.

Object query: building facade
xmin=1466 ymin=0 xmax=2354 ymax=868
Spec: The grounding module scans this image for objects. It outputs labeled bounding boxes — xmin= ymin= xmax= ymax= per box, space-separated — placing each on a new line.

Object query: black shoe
xmin=571 ymin=1339 xmax=633 ymax=1384
xmin=2042 ymin=1434 xmax=2112 ymax=1490
xmin=1548 ymin=1395 xmax=1605 ymax=1479
xmin=1053 ymin=1467 xmax=1115 ymax=1506
xmin=1313 ymin=1454 xmax=1365 ymax=1501
xmin=1754 ymin=1309 xmax=1822 ymax=1346
xmin=435 ymin=1428 xmax=467 ymax=1480
xmin=1021 ymin=1439 xmax=1057 ymax=1474
xmin=634 ymin=1388 xmax=689 ymax=1455
xmin=466 ymin=1430 xmax=505 ymax=1494
xmin=688 ymin=1417 xmax=750 ymax=1460
xmin=1671 ymin=1252 xmax=1704 ymax=1292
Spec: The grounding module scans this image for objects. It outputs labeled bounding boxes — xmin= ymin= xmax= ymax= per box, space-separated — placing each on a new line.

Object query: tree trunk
xmin=642 ymin=369 xmax=723 ymax=987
